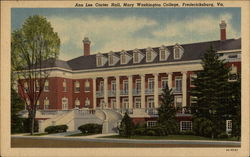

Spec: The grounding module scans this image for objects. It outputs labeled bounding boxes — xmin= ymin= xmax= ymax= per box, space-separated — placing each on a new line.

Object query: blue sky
xmin=12 ymin=8 xmax=241 ymax=60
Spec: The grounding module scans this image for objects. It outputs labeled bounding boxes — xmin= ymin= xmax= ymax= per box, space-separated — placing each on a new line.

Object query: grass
xmin=66 ymin=133 xmax=97 ymax=136
xmin=99 ymin=135 xmax=240 ymax=141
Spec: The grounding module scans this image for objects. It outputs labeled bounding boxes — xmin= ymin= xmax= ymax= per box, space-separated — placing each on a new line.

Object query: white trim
xmin=216 ymin=49 xmax=241 ymax=53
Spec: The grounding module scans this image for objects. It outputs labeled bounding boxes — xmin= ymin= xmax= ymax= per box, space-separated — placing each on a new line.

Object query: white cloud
xmin=152 ymin=13 xmax=239 ymax=42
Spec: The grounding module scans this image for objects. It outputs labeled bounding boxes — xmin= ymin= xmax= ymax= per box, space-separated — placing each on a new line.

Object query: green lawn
xmin=99 ymin=135 xmax=239 ymax=141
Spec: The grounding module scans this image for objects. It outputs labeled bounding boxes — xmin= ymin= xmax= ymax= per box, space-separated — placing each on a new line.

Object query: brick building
xmin=18 ymin=21 xmax=241 ymax=131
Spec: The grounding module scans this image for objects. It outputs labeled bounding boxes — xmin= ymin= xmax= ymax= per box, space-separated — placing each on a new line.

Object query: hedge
xmin=78 ymin=123 xmax=102 ymax=134
xmin=44 ymin=125 xmax=68 ymax=134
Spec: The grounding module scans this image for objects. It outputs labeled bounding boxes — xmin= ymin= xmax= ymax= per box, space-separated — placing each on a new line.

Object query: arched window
xmin=85 ymin=80 xmax=90 ymax=92
xmin=44 ymin=97 xmax=49 ymax=110
xmin=63 ymin=79 xmax=67 ymax=92
xmin=44 ymin=80 xmax=49 ymax=91
xmin=85 ymin=97 xmax=90 ymax=107
xmin=62 ymin=97 xmax=68 ymax=110
xmin=75 ymin=98 xmax=80 ymax=108
xmin=74 ymin=81 xmax=80 ymax=93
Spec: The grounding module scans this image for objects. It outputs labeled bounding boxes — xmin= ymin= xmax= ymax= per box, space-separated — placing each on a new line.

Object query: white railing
xmin=145 ymin=108 xmax=158 ymax=115
xmin=108 ymin=90 xmax=116 ymax=97
xmin=133 ymin=89 xmax=141 ymax=96
xmin=145 ymin=88 xmax=154 ymax=95
xmin=120 ymin=90 xmax=128 ymax=96
xmin=96 ymin=91 xmax=104 ymax=98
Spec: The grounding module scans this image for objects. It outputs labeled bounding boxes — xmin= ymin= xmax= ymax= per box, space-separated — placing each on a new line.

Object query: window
xmin=190 ymin=96 xmax=197 ymax=106
xmin=109 ymin=54 xmax=114 ymax=65
xmin=147 ymin=97 xmax=154 ymax=108
xmin=121 ymin=53 xmax=126 ymax=64
xmin=161 ymin=77 xmax=168 ymax=89
xmin=160 ymin=50 xmax=166 ymax=61
xmin=63 ymin=79 xmax=67 ymax=92
xmin=123 ymin=80 xmax=128 ymax=94
xmin=228 ymin=54 xmax=238 ymax=59
xmin=134 ymin=52 xmax=139 ymax=63
xmin=35 ymin=80 xmax=40 ymax=92
xmin=147 ymin=121 xmax=157 ymax=128
xmin=44 ymin=80 xmax=49 ymax=92
xmin=85 ymin=97 xmax=90 ymax=107
xmin=75 ymin=98 xmax=80 ymax=108
xmin=146 ymin=51 xmax=152 ymax=62
xmin=229 ymin=64 xmax=238 ymax=81
xmin=174 ymin=45 xmax=183 ymax=60
xmin=62 ymin=97 xmax=68 ymax=110
xmin=190 ymin=74 xmax=197 ymax=87
xmin=111 ymin=99 xmax=116 ymax=108
xmin=99 ymin=81 xmax=104 ymax=92
xmin=97 ymin=55 xmax=102 ymax=66
xmin=74 ymin=81 xmax=80 ymax=93
xmin=175 ymin=96 xmax=182 ymax=108
xmin=180 ymin=121 xmax=192 ymax=131
xmin=111 ymin=81 xmax=116 ymax=92
xmin=175 ymin=76 xmax=182 ymax=92
xmin=44 ymin=97 xmax=49 ymax=110
xmin=148 ymin=78 xmax=154 ymax=91
xmin=122 ymin=98 xmax=129 ymax=109
xmin=134 ymin=97 xmax=141 ymax=108
xmin=36 ymin=100 xmax=40 ymax=106
xmin=226 ymin=120 xmax=232 ymax=133
xmin=85 ymin=80 xmax=90 ymax=92
xmin=100 ymin=99 xmax=105 ymax=108
xmin=135 ymin=79 xmax=141 ymax=94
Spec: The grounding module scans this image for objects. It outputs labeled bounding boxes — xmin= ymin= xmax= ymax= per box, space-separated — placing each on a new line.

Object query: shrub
xmin=217 ymin=132 xmax=229 ymax=139
xmin=134 ymin=128 xmax=146 ymax=135
xmin=44 ymin=125 xmax=68 ymax=134
xmin=78 ymin=123 xmax=102 ymax=134
xmin=146 ymin=129 xmax=156 ymax=136
xmin=193 ymin=117 xmax=213 ymax=137
xmin=179 ymin=130 xmax=195 ymax=135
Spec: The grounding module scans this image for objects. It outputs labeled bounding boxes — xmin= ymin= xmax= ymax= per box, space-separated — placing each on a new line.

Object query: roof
xmin=42 ymin=38 xmax=242 ymax=71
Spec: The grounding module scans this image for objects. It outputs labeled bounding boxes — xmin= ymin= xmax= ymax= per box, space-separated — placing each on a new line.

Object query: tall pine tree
xmin=157 ymin=84 xmax=178 ymax=134
xmin=191 ymin=46 xmax=232 ymax=136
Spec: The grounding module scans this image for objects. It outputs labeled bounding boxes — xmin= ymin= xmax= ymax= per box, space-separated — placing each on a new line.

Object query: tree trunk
xmin=30 ymin=117 xmax=35 ymax=135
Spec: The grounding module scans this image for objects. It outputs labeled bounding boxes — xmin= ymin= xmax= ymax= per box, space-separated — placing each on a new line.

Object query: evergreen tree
xmin=157 ymin=84 xmax=178 ymax=134
xmin=119 ymin=112 xmax=134 ymax=137
xmin=191 ymin=46 xmax=232 ymax=137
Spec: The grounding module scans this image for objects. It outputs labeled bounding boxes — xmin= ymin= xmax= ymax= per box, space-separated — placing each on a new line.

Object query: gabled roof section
xmin=46 ymin=38 xmax=242 ymax=71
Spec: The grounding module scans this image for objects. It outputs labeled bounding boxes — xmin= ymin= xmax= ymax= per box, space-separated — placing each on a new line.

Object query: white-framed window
xmin=111 ymin=80 xmax=116 ymax=92
xmin=147 ymin=97 xmax=154 ymax=108
xmin=100 ymin=99 xmax=105 ymax=108
xmin=174 ymin=45 xmax=184 ymax=60
xmin=44 ymin=80 xmax=49 ymax=92
xmin=62 ymin=97 xmax=68 ymax=110
xmin=160 ymin=49 xmax=166 ymax=61
xmin=175 ymin=76 xmax=182 ymax=92
xmin=121 ymin=53 xmax=126 ymax=64
xmin=229 ymin=64 xmax=238 ymax=82
xmin=44 ymin=97 xmax=49 ymax=110
xmin=147 ymin=121 xmax=157 ymax=128
xmin=85 ymin=80 xmax=90 ymax=92
xmin=175 ymin=96 xmax=182 ymax=108
xmin=148 ymin=78 xmax=154 ymax=91
xmin=109 ymin=54 xmax=114 ymax=66
xmin=226 ymin=120 xmax=232 ymax=133
xmin=74 ymin=81 xmax=80 ymax=93
xmin=135 ymin=79 xmax=141 ymax=93
xmin=123 ymin=80 xmax=128 ymax=93
xmin=99 ymin=81 xmax=104 ymax=92
xmin=63 ymin=79 xmax=67 ymax=92
xmin=146 ymin=51 xmax=152 ymax=62
xmin=122 ymin=98 xmax=129 ymax=109
xmin=97 ymin=55 xmax=102 ymax=67
xmin=161 ymin=77 xmax=168 ymax=89
xmin=190 ymin=74 xmax=197 ymax=87
xmin=134 ymin=97 xmax=141 ymax=108
xmin=35 ymin=80 xmax=40 ymax=92
xmin=111 ymin=99 xmax=116 ymax=109
xmin=75 ymin=98 xmax=80 ymax=108
xmin=85 ymin=97 xmax=90 ymax=107
xmin=133 ymin=52 xmax=139 ymax=63
xmin=180 ymin=121 xmax=192 ymax=131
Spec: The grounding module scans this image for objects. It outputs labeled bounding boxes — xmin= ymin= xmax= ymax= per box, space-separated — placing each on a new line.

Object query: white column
xmin=182 ymin=71 xmax=187 ymax=107
xmin=128 ymin=75 xmax=133 ymax=109
xmin=168 ymin=72 xmax=173 ymax=89
xmin=104 ymin=76 xmax=108 ymax=108
xmin=93 ymin=77 xmax=97 ymax=109
xmin=140 ymin=74 xmax=145 ymax=109
xmin=154 ymin=73 xmax=159 ymax=108
xmin=115 ymin=76 xmax=120 ymax=109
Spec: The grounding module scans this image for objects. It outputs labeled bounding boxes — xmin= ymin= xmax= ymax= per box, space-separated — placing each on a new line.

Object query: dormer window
xmin=134 ymin=52 xmax=139 ymax=63
xmin=159 ymin=45 xmax=170 ymax=61
xmin=108 ymin=51 xmax=118 ymax=66
xmin=146 ymin=47 xmax=157 ymax=62
xmin=109 ymin=55 xmax=114 ymax=65
xmin=121 ymin=53 xmax=126 ymax=64
xmin=146 ymin=51 xmax=152 ymax=62
xmin=174 ymin=44 xmax=184 ymax=60
xmin=97 ymin=55 xmax=102 ymax=66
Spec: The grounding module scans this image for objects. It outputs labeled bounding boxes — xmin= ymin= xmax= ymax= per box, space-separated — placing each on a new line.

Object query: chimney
xmin=83 ymin=37 xmax=91 ymax=56
xmin=220 ymin=20 xmax=227 ymax=40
